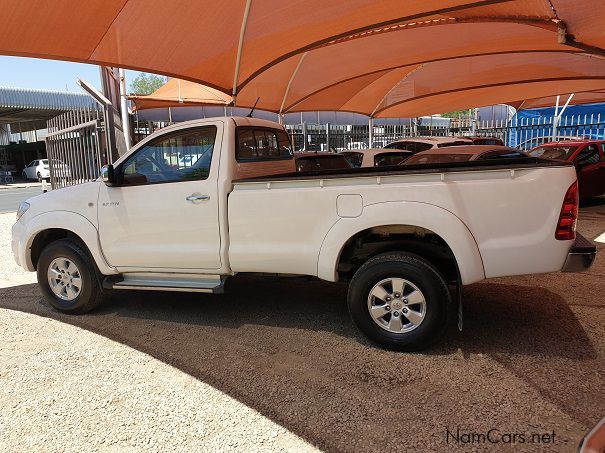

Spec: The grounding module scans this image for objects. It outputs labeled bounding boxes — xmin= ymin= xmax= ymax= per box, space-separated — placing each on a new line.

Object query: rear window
xmin=437 ymin=141 xmax=473 ymax=148
xmin=384 ymin=141 xmax=433 ymax=153
xmin=404 ymin=153 xmax=474 ymax=165
xmin=527 ymin=145 xmax=577 ymax=160
xmin=296 ymin=155 xmax=351 ymax=172
xmin=340 ymin=152 xmax=363 ymax=168
xmin=374 ymin=152 xmax=411 ymax=166
xmin=236 ymin=127 xmax=293 ymax=161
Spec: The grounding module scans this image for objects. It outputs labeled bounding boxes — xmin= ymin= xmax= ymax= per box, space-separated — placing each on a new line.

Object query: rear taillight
xmin=555 ymin=181 xmax=578 ymax=240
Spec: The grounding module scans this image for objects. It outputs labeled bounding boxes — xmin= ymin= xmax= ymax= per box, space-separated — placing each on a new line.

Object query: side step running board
xmin=103 ymin=273 xmax=225 ymax=294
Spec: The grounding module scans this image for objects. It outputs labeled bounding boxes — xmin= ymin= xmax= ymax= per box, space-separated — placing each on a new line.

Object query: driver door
xmin=97 ymin=123 xmax=223 ymax=271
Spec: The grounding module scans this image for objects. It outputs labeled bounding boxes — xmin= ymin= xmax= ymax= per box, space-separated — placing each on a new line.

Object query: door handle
xmin=186 ymin=194 xmax=210 ymax=202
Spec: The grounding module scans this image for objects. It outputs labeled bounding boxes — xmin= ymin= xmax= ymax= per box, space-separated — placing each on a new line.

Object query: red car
xmin=528 ymin=140 xmax=605 ymax=198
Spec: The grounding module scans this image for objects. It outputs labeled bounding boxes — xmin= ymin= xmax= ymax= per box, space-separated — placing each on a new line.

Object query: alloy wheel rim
xmin=367 ymin=277 xmax=426 ymax=334
xmin=47 ymin=257 xmax=82 ymax=301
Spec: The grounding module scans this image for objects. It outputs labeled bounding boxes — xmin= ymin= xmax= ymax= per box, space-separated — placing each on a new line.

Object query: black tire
xmin=22 ymin=171 xmax=27 ymax=181
xmin=347 ymin=252 xmax=451 ymax=351
xmin=37 ymin=172 xmax=42 ymax=182
xmin=37 ymin=239 xmax=103 ymax=314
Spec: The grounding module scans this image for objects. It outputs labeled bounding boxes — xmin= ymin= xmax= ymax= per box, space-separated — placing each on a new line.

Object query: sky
xmin=0 ymin=56 xmax=143 ymax=92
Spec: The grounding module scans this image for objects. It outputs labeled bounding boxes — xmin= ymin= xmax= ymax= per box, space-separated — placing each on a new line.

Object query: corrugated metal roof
xmin=0 ymin=86 xmax=97 ymax=110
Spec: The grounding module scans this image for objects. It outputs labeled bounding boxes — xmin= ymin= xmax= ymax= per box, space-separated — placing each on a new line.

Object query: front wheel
xmin=37 ymin=239 xmax=103 ymax=314
xmin=37 ymin=172 xmax=42 ymax=182
xmin=347 ymin=252 xmax=451 ymax=351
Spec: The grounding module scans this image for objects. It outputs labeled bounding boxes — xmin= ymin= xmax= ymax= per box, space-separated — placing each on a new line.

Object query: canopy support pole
xmin=118 ymin=68 xmax=132 ymax=151
xmin=368 ymin=117 xmax=374 ymax=148
xmin=552 ymin=93 xmax=574 ymax=141
xmin=279 ymin=52 xmax=307 ymax=115
xmin=232 ymin=0 xmax=252 ymax=102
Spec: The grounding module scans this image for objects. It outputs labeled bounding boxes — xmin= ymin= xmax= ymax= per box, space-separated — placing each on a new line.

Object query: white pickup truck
xmin=12 ymin=117 xmax=596 ymax=350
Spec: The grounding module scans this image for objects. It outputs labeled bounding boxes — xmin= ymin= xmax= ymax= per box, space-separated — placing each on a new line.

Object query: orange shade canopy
xmin=128 ymin=79 xmax=232 ymax=111
xmin=1 ymin=0 xmax=603 ymax=117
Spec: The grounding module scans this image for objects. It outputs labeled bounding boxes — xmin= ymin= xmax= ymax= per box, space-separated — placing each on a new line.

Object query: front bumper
xmin=562 ymin=233 xmax=596 ymax=272
xmin=11 ymin=220 xmax=31 ymax=271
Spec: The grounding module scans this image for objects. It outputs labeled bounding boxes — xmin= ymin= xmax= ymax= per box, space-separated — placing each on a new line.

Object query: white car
xmin=22 ymin=159 xmax=50 ymax=181
xmin=11 ymin=117 xmax=596 ymax=351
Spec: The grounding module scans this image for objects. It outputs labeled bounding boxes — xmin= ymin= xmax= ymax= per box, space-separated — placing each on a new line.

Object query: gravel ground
xmin=0 ymin=212 xmax=317 ymax=453
xmin=0 ymin=201 xmax=604 ymax=452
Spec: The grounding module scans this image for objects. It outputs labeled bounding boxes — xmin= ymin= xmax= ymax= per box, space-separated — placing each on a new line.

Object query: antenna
xmin=247 ymin=97 xmax=260 ymax=117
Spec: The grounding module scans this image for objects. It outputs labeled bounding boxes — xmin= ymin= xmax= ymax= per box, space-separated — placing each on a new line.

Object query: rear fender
xmin=317 ymin=201 xmax=485 ymax=285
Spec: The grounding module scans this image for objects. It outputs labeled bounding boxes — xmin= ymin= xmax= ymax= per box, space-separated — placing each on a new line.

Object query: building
xmin=0 ymin=86 xmax=97 ymax=176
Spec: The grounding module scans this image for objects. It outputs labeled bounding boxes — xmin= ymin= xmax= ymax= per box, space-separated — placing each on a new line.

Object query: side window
xmin=575 ymin=145 xmax=600 ymax=169
xmin=236 ymin=127 xmax=292 ymax=161
xmin=120 ymin=126 xmax=216 ymax=186
xmin=27 ymin=161 xmax=35 ymax=167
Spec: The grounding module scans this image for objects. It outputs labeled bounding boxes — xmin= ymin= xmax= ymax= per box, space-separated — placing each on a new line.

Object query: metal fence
xmin=284 ymin=119 xmax=501 ymax=151
xmin=282 ymin=113 xmax=605 ymax=152
xmin=46 ymin=107 xmax=107 ymax=189
xmin=508 ymin=113 xmax=605 ymax=150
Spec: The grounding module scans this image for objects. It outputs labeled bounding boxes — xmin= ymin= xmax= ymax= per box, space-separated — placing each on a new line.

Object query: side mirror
xmin=101 ymin=164 xmax=115 ymax=186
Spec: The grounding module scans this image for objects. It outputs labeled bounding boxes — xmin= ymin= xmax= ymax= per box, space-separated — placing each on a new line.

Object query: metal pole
xmin=118 ymin=68 xmax=132 ymax=151
xmin=368 ymin=117 xmax=374 ymax=148
xmin=471 ymin=108 xmax=479 ymax=135
xmin=326 ymin=122 xmax=331 ymax=151
xmin=552 ymin=95 xmax=560 ymax=141
xmin=302 ymin=121 xmax=308 ymax=151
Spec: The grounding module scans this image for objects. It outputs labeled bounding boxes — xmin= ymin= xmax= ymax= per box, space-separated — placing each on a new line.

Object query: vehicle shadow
xmin=0 ymin=277 xmax=600 ymax=451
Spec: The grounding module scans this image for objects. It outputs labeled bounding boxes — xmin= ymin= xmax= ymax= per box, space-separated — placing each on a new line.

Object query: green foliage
xmin=129 ymin=73 xmax=167 ymax=95
xmin=441 ymin=110 xmax=470 ymax=118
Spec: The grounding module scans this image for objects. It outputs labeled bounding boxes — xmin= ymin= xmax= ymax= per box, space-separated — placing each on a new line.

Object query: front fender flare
xmin=317 ymin=201 xmax=485 ymax=285
xmin=22 ymin=210 xmax=117 ymax=275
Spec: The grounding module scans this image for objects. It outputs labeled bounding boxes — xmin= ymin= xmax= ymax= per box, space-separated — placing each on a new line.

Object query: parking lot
xmin=0 ymin=199 xmax=603 ymax=452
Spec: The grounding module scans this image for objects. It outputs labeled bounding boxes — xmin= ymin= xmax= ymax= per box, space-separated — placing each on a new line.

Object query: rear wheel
xmin=37 ymin=239 xmax=103 ymax=314
xmin=22 ymin=171 xmax=27 ymax=181
xmin=347 ymin=252 xmax=451 ymax=351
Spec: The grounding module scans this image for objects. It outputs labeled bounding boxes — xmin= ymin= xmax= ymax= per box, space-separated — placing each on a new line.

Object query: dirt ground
xmin=0 ymin=199 xmax=603 ymax=452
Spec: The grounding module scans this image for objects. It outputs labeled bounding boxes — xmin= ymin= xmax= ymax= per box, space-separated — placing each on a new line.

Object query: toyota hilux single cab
xmin=12 ymin=117 xmax=596 ymax=350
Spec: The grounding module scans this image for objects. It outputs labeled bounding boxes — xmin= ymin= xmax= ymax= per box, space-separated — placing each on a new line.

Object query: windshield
xmin=403 ymin=153 xmax=474 ymax=165
xmin=296 ymin=155 xmax=351 ymax=172
xmin=374 ymin=152 xmax=411 ymax=166
xmin=472 ymin=138 xmax=504 ymax=145
xmin=384 ymin=141 xmax=433 ymax=152
xmin=528 ymin=145 xmax=577 ymax=160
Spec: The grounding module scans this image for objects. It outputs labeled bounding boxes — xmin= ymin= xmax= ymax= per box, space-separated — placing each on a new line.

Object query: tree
xmin=129 ymin=73 xmax=167 ymax=95
xmin=441 ymin=110 xmax=471 ymax=118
